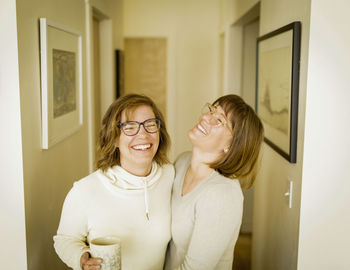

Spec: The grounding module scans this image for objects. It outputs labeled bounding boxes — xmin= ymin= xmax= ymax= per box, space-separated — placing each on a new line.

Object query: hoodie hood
xmin=98 ymin=162 xmax=162 ymax=220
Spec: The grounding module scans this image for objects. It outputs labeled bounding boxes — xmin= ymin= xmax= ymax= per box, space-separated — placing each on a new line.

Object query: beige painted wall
xmin=0 ymin=0 xmax=27 ymax=268
xmin=123 ymin=0 xmax=220 ymax=160
xmin=124 ymin=37 xmax=167 ymax=117
xmin=221 ymin=0 xmax=311 ymax=269
xmin=85 ymin=0 xmax=122 ymax=170
xmin=16 ymin=0 xmax=89 ymax=268
xmin=252 ymin=1 xmax=311 ymax=269
xmin=15 ymin=0 xmax=122 ymax=269
xmin=240 ymin=19 xmax=259 ymax=233
xmin=298 ymin=1 xmax=350 ymax=269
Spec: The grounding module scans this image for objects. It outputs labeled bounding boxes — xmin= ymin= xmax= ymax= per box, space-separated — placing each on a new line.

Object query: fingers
xmin=81 ymin=252 xmax=103 ymax=270
xmin=82 ymin=258 xmax=103 ymax=269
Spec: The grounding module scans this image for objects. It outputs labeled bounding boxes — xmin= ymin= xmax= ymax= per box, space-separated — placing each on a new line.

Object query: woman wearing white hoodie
xmin=54 ymin=94 xmax=174 ymax=270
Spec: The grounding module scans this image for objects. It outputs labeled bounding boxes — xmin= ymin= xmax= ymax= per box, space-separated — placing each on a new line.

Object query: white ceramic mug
xmin=89 ymin=236 xmax=121 ymax=270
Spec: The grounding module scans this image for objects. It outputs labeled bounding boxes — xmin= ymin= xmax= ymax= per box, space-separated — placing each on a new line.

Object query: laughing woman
xmin=165 ymin=94 xmax=264 ymax=270
xmin=54 ymin=94 xmax=174 ymax=270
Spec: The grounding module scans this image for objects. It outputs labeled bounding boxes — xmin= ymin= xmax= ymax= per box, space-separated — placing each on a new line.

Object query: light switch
xmin=284 ymin=180 xmax=293 ymax=208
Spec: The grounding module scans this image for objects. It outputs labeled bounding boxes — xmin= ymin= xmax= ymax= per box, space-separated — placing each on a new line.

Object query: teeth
xmin=132 ymin=144 xmax=151 ymax=150
xmin=197 ymin=124 xmax=207 ymax=135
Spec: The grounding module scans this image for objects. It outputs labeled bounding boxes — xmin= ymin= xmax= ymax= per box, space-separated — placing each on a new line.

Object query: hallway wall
xmin=252 ymin=1 xmax=311 ymax=269
xmin=122 ymin=0 xmax=220 ymax=159
xmin=222 ymin=0 xmax=350 ymax=269
xmin=220 ymin=0 xmax=311 ymax=269
xmin=15 ymin=0 xmax=122 ymax=269
xmin=16 ymin=0 xmax=89 ymax=268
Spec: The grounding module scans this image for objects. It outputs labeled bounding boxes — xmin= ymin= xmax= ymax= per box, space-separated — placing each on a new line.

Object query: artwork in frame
xmin=255 ymin=21 xmax=301 ymax=163
xmin=40 ymin=18 xmax=83 ymax=149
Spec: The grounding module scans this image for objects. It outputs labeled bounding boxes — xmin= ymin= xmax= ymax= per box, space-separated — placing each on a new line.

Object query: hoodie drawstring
xmin=143 ymin=180 xmax=150 ymax=221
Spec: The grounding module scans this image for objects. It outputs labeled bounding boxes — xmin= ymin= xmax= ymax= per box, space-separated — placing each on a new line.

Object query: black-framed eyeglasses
xmin=118 ymin=118 xmax=161 ymax=136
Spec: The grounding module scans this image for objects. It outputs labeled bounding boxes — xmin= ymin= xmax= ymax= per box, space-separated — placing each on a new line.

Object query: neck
xmin=189 ymin=148 xmax=216 ymax=180
xmin=120 ymin=162 xmax=153 ymax=177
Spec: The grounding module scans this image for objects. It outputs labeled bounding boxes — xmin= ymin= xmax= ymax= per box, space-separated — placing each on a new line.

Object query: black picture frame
xmin=115 ymin=49 xmax=124 ymax=98
xmin=255 ymin=21 xmax=301 ymax=163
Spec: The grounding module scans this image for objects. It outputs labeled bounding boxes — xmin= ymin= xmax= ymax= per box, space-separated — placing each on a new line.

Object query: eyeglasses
xmin=119 ymin=118 xmax=161 ymax=136
xmin=201 ymin=103 xmax=232 ymax=133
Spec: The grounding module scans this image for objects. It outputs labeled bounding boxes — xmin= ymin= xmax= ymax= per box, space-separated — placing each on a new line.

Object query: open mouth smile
xmin=197 ymin=124 xmax=208 ymax=135
xmin=131 ymin=143 xmax=152 ymax=151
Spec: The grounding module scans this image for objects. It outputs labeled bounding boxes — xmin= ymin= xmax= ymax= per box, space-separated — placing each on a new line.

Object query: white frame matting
xmin=40 ymin=18 xmax=83 ymax=149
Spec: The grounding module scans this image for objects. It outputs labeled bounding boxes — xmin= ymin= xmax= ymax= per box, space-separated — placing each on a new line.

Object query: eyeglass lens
xmin=201 ymin=104 xmax=224 ymax=126
xmin=121 ymin=118 xmax=160 ymax=136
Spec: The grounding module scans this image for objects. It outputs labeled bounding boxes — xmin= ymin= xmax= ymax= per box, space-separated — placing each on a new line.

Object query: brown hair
xmin=96 ymin=94 xmax=170 ymax=172
xmin=209 ymin=94 xmax=264 ymax=189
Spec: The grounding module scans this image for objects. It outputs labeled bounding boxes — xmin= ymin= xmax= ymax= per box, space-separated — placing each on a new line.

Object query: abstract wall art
xmin=40 ymin=18 xmax=82 ymax=149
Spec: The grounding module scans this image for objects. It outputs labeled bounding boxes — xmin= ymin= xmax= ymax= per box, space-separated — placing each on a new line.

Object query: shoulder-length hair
xmin=96 ymin=94 xmax=170 ymax=172
xmin=209 ymin=94 xmax=264 ymax=189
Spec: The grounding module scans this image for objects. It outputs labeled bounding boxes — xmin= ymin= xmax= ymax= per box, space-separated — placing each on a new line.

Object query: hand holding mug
xmin=89 ymin=236 xmax=121 ymax=270
xmin=80 ymin=252 xmax=103 ymax=270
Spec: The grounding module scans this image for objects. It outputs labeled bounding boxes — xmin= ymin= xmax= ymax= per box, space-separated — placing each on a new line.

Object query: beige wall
xmin=298 ymin=1 xmax=350 ymax=269
xmin=223 ymin=0 xmax=350 ymax=269
xmin=16 ymin=0 xmax=89 ymax=268
xmin=85 ymin=0 xmax=123 ymax=170
xmin=123 ymin=0 xmax=220 ymax=159
xmin=219 ymin=0 xmax=259 ymax=32
xmin=252 ymin=1 xmax=311 ymax=269
xmin=221 ymin=0 xmax=311 ymax=269
xmin=0 ymin=0 xmax=27 ymax=268
xmin=15 ymin=0 xmax=122 ymax=269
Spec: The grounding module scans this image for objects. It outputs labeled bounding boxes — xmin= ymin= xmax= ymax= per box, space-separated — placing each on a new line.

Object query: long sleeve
xmin=54 ymin=164 xmax=174 ymax=270
xmin=176 ymin=185 xmax=243 ymax=270
xmin=53 ymin=184 xmax=89 ymax=270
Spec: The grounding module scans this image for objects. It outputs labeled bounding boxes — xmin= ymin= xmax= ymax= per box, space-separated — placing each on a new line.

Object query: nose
xmin=200 ymin=112 xmax=212 ymax=123
xmin=137 ymin=124 xmax=148 ymax=136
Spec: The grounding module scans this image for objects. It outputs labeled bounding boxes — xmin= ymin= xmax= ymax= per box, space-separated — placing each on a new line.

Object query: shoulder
xmin=194 ymin=174 xmax=244 ymax=224
xmin=71 ymin=170 xmax=104 ymax=195
xmin=60 ymin=171 xmax=103 ymax=208
xmin=174 ymin=151 xmax=191 ymax=170
xmin=200 ymin=173 xmax=243 ymax=208
xmin=159 ymin=163 xmax=175 ymax=185
xmin=160 ymin=163 xmax=175 ymax=176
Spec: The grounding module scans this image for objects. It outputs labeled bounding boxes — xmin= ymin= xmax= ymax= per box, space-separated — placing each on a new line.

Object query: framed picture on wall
xmin=255 ymin=21 xmax=301 ymax=163
xmin=39 ymin=18 xmax=83 ymax=149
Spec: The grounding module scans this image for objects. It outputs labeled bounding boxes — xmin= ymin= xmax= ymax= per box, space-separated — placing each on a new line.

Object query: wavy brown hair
xmin=96 ymin=94 xmax=170 ymax=172
xmin=209 ymin=94 xmax=264 ymax=188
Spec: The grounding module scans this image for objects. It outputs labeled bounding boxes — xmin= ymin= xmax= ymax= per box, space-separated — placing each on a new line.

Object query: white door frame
xmin=85 ymin=2 xmax=114 ymax=172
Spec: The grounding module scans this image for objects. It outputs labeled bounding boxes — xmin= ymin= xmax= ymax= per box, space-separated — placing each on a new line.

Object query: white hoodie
xmin=54 ymin=162 xmax=174 ymax=270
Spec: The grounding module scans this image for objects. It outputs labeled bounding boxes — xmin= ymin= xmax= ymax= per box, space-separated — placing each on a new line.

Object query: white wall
xmin=298 ymin=1 xmax=350 ymax=269
xmin=123 ymin=0 xmax=220 ymax=159
xmin=0 ymin=0 xmax=27 ymax=268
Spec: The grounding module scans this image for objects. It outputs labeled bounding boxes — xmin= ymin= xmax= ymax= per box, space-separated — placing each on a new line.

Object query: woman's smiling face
xmin=188 ymin=105 xmax=233 ymax=154
xmin=117 ymin=105 xmax=160 ymax=175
